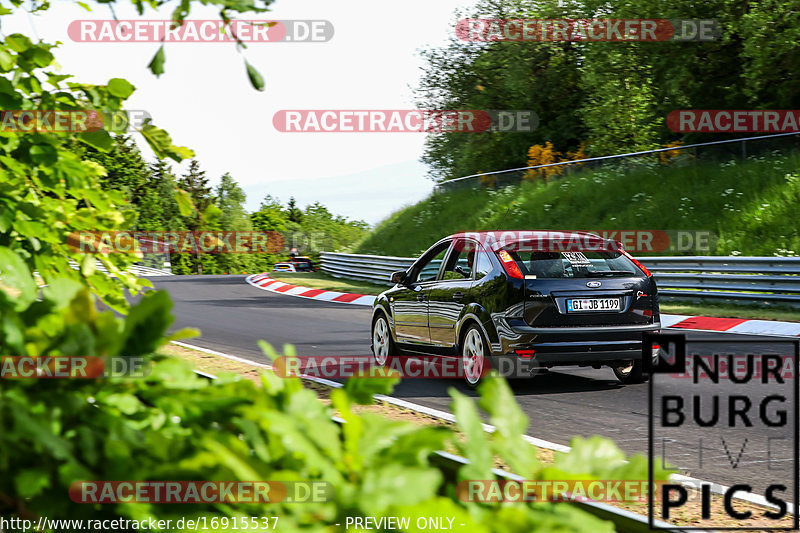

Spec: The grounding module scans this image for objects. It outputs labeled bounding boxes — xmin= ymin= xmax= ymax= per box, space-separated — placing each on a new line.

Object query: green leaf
xmin=148 ymin=45 xmax=166 ymax=77
xmin=245 ymin=60 xmax=265 ymax=91
xmin=450 ymin=389 xmax=494 ymax=481
xmin=30 ymin=47 xmax=54 ymax=68
xmin=550 ymin=436 xmax=627 ymax=478
xmin=42 ymin=277 xmax=83 ymax=309
xmin=477 ymin=375 xmax=539 ymax=476
xmin=343 ymin=371 xmax=400 ymax=404
xmin=0 ymin=246 xmax=37 ymax=309
xmin=78 ymin=129 xmax=113 ymax=151
xmin=107 ymin=78 xmax=135 ymax=99
xmin=163 ymin=327 xmax=200 ymax=343
xmin=14 ymin=468 xmax=51 ymax=498
xmin=6 ymin=34 xmax=32 ymax=52
xmin=80 ymin=254 xmax=96 ymax=277
xmin=120 ymin=290 xmax=175 ymax=356
xmin=141 ymin=124 xmax=193 ymax=163
xmin=361 ymin=464 xmax=442 ymax=511
xmin=202 ymin=203 xmax=223 ymax=225
xmin=173 ymin=187 xmax=194 ymax=217
xmin=29 ymin=144 xmax=58 ymax=166
xmin=102 ymin=393 xmax=143 ymax=415
xmin=76 ymin=2 xmax=91 ymax=11
xmin=167 ymin=145 xmax=194 ymax=161
xmin=0 ymin=49 xmax=15 ymax=71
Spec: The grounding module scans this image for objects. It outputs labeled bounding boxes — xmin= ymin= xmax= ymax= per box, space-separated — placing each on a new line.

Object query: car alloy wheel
xmin=372 ymin=315 xmax=391 ymax=366
xmin=462 ymin=326 xmax=487 ymax=386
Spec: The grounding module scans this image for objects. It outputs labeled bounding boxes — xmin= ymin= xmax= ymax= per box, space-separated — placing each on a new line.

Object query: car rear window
xmin=504 ymin=250 xmax=643 ymax=279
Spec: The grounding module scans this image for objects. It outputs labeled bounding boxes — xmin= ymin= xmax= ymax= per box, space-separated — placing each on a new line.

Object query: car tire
xmin=612 ymin=360 xmax=647 ymax=384
xmin=612 ymin=346 xmax=660 ymax=384
xmin=372 ymin=314 xmax=395 ymax=366
xmin=461 ymin=324 xmax=489 ymax=388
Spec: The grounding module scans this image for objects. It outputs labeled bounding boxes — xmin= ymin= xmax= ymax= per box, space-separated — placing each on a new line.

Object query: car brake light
xmin=621 ymin=250 xmax=652 ymax=277
xmin=515 ymin=349 xmax=536 ymax=359
xmin=497 ymin=249 xmax=524 ymax=279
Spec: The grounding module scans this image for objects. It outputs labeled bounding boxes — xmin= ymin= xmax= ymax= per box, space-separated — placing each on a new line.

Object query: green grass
xmin=356 ymin=153 xmax=800 ymax=258
xmin=268 ymin=271 xmax=387 ymax=295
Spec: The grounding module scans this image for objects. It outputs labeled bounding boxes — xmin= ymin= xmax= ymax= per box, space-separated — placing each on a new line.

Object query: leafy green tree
xmin=148 ymin=158 xmax=185 ymax=231
xmin=178 ymin=159 xmax=212 ymax=231
xmin=285 ymin=196 xmax=304 ymax=223
xmin=417 ymin=0 xmax=584 ymax=181
xmin=83 ymin=135 xmax=150 ymax=199
xmin=251 ymin=195 xmax=288 ymax=233
xmin=740 ymin=0 xmax=800 ymax=108
xmin=216 ymin=172 xmax=251 ymax=231
xmin=418 ymin=0 xmax=798 ymax=177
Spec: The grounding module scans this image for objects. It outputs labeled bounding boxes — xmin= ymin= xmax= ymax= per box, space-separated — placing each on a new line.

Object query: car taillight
xmin=515 ymin=349 xmax=536 ymax=359
xmin=621 ymin=250 xmax=652 ymax=277
xmin=497 ymin=249 xmax=524 ymax=279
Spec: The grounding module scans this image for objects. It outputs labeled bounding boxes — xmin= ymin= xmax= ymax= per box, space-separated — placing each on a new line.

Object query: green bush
xmin=0 ymin=291 xmax=669 ymax=531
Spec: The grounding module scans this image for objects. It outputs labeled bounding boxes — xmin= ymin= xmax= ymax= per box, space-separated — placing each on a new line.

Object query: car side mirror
xmin=391 ymin=270 xmax=407 ymax=284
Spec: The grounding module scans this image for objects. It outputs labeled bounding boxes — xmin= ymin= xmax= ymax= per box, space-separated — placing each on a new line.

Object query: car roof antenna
xmin=496 ymin=201 xmax=515 ymax=231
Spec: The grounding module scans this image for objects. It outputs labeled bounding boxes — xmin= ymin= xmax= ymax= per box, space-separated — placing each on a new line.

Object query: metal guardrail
xmin=67 ymin=259 xmax=174 ymax=277
xmin=194 ymin=370 xmax=677 ymax=532
xmin=320 ymin=252 xmax=800 ymax=308
xmin=436 ymin=131 xmax=800 ymax=192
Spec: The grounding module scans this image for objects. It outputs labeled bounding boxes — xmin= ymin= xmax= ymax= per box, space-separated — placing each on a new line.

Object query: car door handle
xmin=452 ymin=292 xmax=464 ymax=301
xmin=416 ymin=294 xmax=427 ymax=302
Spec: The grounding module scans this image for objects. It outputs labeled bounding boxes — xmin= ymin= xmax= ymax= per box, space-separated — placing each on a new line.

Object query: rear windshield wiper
xmin=584 ymin=270 xmax=636 ymax=277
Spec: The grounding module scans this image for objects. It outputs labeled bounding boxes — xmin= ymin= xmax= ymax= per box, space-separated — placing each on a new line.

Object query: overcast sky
xmin=4 ymin=0 xmax=479 ymax=224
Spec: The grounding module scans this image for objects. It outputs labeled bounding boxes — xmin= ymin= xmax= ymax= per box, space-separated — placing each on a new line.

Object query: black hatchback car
xmin=370 ymin=231 xmax=661 ymax=386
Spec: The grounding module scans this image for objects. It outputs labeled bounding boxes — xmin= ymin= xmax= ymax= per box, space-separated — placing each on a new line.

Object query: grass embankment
xmin=356 ymin=154 xmax=800 ymax=258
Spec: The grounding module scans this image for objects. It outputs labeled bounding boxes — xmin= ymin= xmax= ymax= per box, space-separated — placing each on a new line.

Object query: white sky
xmin=4 ymin=0 xmax=479 ymax=224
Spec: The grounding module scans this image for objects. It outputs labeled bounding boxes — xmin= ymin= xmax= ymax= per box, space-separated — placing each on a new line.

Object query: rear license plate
xmin=567 ymin=298 xmax=621 ymax=312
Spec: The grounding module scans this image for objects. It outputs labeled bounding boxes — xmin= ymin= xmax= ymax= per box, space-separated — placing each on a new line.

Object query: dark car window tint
xmin=473 ymin=249 xmax=493 ymax=280
xmin=441 ymin=241 xmax=474 ymax=281
xmin=507 ymin=250 xmax=640 ymax=278
xmin=415 ymin=247 xmax=449 ymax=283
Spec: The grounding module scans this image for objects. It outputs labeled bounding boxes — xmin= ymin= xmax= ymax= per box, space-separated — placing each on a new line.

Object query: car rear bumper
xmin=493 ymin=319 xmax=660 ymax=371
xmin=489 ymin=349 xmax=646 ymax=378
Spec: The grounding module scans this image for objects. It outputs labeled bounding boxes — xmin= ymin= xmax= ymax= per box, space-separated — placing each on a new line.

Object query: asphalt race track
xmin=149 ymin=275 xmax=798 ymax=505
